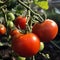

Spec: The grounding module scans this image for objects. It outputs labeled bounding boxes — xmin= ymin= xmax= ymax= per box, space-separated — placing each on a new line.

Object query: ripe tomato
xmin=10 ymin=29 xmax=20 ymax=36
xmin=0 ymin=24 xmax=6 ymax=35
xmin=12 ymin=33 xmax=40 ymax=57
xmin=14 ymin=16 xmax=26 ymax=29
xmin=32 ymin=19 xmax=58 ymax=42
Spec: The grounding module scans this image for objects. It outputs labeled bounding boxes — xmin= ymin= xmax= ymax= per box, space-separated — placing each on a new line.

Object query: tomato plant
xmin=12 ymin=33 xmax=40 ymax=57
xmin=0 ymin=24 xmax=6 ymax=35
xmin=0 ymin=0 xmax=60 ymax=60
xmin=32 ymin=19 xmax=58 ymax=42
xmin=14 ymin=16 xmax=27 ymax=29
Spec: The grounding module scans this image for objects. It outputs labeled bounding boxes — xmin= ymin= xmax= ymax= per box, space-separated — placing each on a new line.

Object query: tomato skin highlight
xmin=32 ymin=19 xmax=58 ymax=42
xmin=0 ymin=24 xmax=6 ymax=35
xmin=14 ymin=16 xmax=26 ymax=29
xmin=12 ymin=33 xmax=40 ymax=57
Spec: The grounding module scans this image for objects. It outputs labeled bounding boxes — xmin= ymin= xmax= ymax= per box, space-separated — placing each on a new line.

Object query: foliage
xmin=0 ymin=0 xmax=60 ymax=60
xmin=34 ymin=0 xmax=49 ymax=10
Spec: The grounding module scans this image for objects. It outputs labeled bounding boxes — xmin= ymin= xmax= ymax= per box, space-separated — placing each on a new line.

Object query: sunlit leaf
xmin=34 ymin=0 xmax=49 ymax=10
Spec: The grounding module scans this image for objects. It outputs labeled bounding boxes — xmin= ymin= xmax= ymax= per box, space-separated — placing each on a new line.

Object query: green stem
xmin=24 ymin=1 xmax=33 ymax=4
xmin=50 ymin=41 xmax=60 ymax=50
xmin=1 ymin=8 xmax=7 ymax=25
xmin=17 ymin=0 xmax=44 ymax=22
xmin=26 ymin=10 xmax=31 ymax=32
xmin=25 ymin=0 xmax=32 ymax=33
xmin=39 ymin=52 xmax=50 ymax=59
xmin=26 ymin=56 xmax=35 ymax=60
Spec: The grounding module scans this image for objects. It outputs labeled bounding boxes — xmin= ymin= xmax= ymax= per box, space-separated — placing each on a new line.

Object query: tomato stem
xmin=17 ymin=0 xmax=44 ymax=23
xmin=39 ymin=52 xmax=50 ymax=59
xmin=41 ymin=9 xmax=47 ymax=20
xmin=1 ymin=8 xmax=7 ymax=26
xmin=26 ymin=56 xmax=35 ymax=60
xmin=25 ymin=0 xmax=32 ymax=33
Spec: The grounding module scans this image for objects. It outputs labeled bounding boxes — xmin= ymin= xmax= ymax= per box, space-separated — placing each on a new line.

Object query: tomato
xmin=0 ymin=24 xmax=6 ymax=35
xmin=17 ymin=56 xmax=26 ymax=60
xmin=7 ymin=21 xmax=14 ymax=28
xmin=10 ymin=29 xmax=21 ymax=37
xmin=7 ymin=12 xmax=15 ymax=21
xmin=12 ymin=33 xmax=40 ymax=57
xmin=40 ymin=42 xmax=44 ymax=51
xmin=32 ymin=19 xmax=58 ymax=42
xmin=10 ymin=29 xmax=23 ymax=39
xmin=14 ymin=16 xmax=26 ymax=29
xmin=10 ymin=29 xmax=20 ymax=36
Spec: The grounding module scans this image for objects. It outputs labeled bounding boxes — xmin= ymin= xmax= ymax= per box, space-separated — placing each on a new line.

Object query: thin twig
xmin=50 ymin=41 xmax=60 ymax=50
xmin=1 ymin=8 xmax=7 ymax=25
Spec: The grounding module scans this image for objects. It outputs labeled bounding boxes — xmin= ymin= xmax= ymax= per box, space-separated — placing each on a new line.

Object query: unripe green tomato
xmin=7 ymin=12 xmax=15 ymax=21
xmin=7 ymin=21 xmax=14 ymax=28
xmin=40 ymin=42 xmax=44 ymax=51
xmin=17 ymin=56 xmax=26 ymax=60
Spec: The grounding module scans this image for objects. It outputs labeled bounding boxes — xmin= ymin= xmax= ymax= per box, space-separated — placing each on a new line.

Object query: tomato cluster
xmin=10 ymin=16 xmax=40 ymax=57
xmin=0 ymin=0 xmax=59 ymax=59
xmin=10 ymin=16 xmax=58 ymax=57
xmin=0 ymin=13 xmax=58 ymax=57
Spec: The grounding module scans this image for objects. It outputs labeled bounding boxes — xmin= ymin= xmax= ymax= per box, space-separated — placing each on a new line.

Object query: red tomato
xmin=12 ymin=33 xmax=40 ymax=57
xmin=0 ymin=24 xmax=6 ymax=35
xmin=14 ymin=16 xmax=26 ymax=29
xmin=10 ymin=29 xmax=23 ymax=39
xmin=10 ymin=29 xmax=20 ymax=36
xmin=32 ymin=19 xmax=58 ymax=42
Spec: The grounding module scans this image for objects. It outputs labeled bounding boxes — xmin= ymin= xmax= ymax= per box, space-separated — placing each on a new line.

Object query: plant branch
xmin=17 ymin=0 xmax=44 ymax=22
xmin=1 ymin=8 xmax=7 ymax=24
xmin=50 ymin=41 xmax=60 ymax=50
xmin=0 ymin=0 xmax=8 ymax=6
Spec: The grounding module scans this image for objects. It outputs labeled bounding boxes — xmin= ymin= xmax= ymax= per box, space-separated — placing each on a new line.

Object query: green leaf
xmin=34 ymin=0 xmax=49 ymax=10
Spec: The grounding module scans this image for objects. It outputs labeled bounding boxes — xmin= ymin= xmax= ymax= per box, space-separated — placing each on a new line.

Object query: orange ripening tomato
xmin=12 ymin=33 xmax=40 ymax=57
xmin=32 ymin=19 xmax=58 ymax=42
xmin=10 ymin=29 xmax=20 ymax=36
xmin=10 ymin=29 xmax=23 ymax=39
xmin=0 ymin=24 xmax=6 ymax=35
xmin=14 ymin=16 xmax=26 ymax=29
